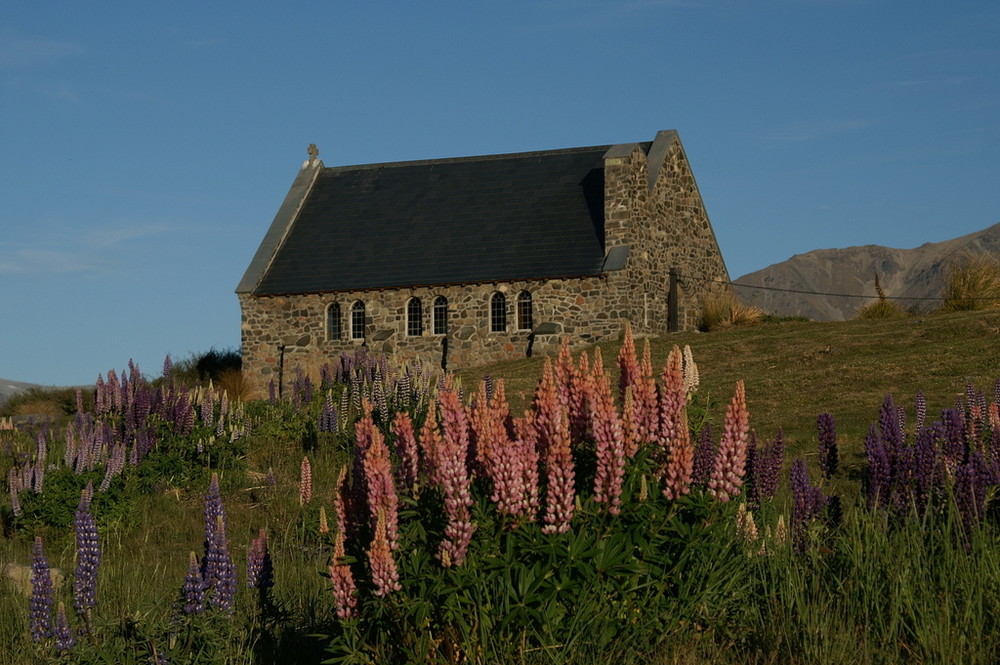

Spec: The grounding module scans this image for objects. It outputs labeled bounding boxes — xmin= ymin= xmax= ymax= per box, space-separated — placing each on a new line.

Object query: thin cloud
xmin=0 ymin=248 xmax=101 ymax=275
xmin=766 ymin=118 xmax=878 ymax=143
xmin=82 ymin=222 xmax=176 ymax=249
xmin=0 ymin=221 xmax=178 ymax=275
xmin=0 ymin=32 xmax=86 ymax=69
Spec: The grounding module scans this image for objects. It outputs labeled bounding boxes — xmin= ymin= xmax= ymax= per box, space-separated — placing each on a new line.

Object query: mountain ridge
xmin=733 ymin=222 xmax=1000 ymax=321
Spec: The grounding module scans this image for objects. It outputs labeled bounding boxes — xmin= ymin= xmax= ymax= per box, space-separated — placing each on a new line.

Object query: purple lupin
xmin=29 ymin=537 xmax=54 ymax=642
xmin=73 ymin=482 xmax=101 ymax=623
xmin=53 ymin=602 xmax=75 ymax=652
xmin=817 ymin=413 xmax=838 ymax=479
xmin=183 ymin=551 xmax=205 ymax=614
xmin=864 ymin=423 xmax=891 ymax=510
xmin=790 ymin=459 xmax=826 ymax=553
xmin=201 ymin=473 xmax=236 ymax=612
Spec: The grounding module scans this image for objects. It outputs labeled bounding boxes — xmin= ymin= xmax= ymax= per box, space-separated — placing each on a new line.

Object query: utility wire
xmin=674 ymin=272 xmax=1000 ymax=302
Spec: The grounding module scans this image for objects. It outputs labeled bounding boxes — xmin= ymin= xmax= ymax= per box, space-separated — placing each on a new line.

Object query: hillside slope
xmin=733 ymin=222 xmax=1000 ymax=321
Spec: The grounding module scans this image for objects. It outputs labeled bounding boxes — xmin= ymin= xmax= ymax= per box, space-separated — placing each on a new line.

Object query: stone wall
xmin=239 ymin=275 xmax=631 ymax=396
xmin=603 ymin=132 xmax=731 ymax=334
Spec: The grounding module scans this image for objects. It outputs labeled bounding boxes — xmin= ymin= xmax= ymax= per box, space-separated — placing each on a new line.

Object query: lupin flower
xmin=915 ymin=390 xmax=927 ymax=433
xmin=708 ymin=380 xmax=750 ymax=502
xmin=790 ymin=459 xmax=826 ymax=553
xmin=300 ymin=455 xmax=313 ymax=505
xmin=330 ymin=529 xmax=358 ymax=619
xmin=392 ymin=411 xmax=420 ymax=494
xmin=368 ymin=509 xmax=402 ymax=596
xmin=621 ymin=386 xmax=639 ymax=458
xmin=436 ymin=380 xmax=476 ymax=564
xmin=691 ymin=423 xmax=716 ymax=486
xmin=735 ymin=502 xmax=759 ymax=543
xmin=183 ymin=551 xmax=205 ymax=614
xmin=29 ymin=537 xmax=54 ymax=642
xmin=817 ymin=413 xmax=838 ymax=479
xmin=319 ymin=505 xmax=330 ymax=534
xmin=53 ymin=602 xmax=75 ymax=652
xmin=202 ymin=474 xmax=236 ymax=612
xmin=617 ymin=321 xmax=639 ymax=404
xmin=660 ymin=346 xmax=693 ymax=500
xmin=591 ymin=369 xmax=627 ymax=514
xmin=247 ymin=528 xmax=274 ymax=591
xmin=8 ymin=468 xmax=21 ymax=517
xmin=752 ymin=430 xmax=784 ymax=506
xmin=682 ymin=344 xmax=699 ymax=397
xmin=362 ymin=428 xmax=400 ymax=551
xmin=206 ymin=514 xmax=237 ymax=612
xmin=73 ymin=483 xmax=101 ymax=620
xmin=534 ymin=359 xmax=575 ymax=534
xmin=954 ymin=451 xmax=989 ymax=537
xmin=864 ymin=423 xmax=891 ymax=509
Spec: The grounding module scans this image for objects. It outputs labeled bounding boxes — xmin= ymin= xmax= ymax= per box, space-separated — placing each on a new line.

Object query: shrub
xmin=855 ymin=298 xmax=908 ymax=320
xmin=700 ymin=291 xmax=763 ymax=331
xmin=940 ymin=254 xmax=1000 ymax=312
xmin=855 ymin=272 xmax=907 ymax=320
xmin=169 ymin=348 xmax=242 ymax=386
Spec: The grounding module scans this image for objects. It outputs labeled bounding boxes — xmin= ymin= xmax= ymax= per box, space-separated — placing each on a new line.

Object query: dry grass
xmin=941 ymin=254 xmax=1000 ymax=311
xmin=217 ymin=368 xmax=253 ymax=402
xmin=699 ymin=290 xmax=763 ymax=331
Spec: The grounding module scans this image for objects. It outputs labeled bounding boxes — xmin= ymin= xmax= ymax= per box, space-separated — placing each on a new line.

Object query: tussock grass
xmin=699 ymin=290 xmax=763 ymax=331
xmin=855 ymin=297 xmax=908 ymax=320
xmin=941 ymin=254 xmax=1000 ymax=311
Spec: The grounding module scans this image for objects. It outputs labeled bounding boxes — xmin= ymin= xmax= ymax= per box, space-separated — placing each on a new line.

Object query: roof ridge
xmin=324 ymin=143 xmax=616 ymax=172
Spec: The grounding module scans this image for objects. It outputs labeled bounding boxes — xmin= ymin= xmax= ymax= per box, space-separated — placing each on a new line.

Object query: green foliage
xmin=323 ymin=456 xmax=752 ymax=665
xmin=13 ymin=468 xmax=136 ymax=532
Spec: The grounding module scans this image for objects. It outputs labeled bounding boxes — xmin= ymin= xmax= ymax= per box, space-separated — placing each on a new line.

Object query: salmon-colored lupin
xmin=708 ymin=380 xmax=750 ymax=502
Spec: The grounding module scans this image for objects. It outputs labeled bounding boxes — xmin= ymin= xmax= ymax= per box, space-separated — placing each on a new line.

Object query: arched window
xmin=326 ymin=302 xmax=342 ymax=341
xmin=490 ymin=292 xmax=507 ymax=333
xmin=407 ymin=298 xmax=423 ymax=337
xmin=433 ymin=296 xmax=448 ymax=335
xmin=517 ymin=291 xmax=533 ymax=331
xmin=350 ymin=301 xmax=366 ymax=340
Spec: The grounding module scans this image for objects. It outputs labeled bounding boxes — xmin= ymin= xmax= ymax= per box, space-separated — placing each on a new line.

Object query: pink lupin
xmin=708 ymin=380 xmax=750 ymax=502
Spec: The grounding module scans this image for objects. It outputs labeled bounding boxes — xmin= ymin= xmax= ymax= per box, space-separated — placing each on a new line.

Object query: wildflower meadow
xmin=2 ymin=324 xmax=998 ymax=664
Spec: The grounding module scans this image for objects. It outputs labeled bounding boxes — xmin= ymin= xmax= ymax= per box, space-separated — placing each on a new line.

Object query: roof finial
xmin=307 ymin=143 xmax=319 ymax=164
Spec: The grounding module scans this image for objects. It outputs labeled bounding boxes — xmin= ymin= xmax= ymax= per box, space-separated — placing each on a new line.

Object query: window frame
xmin=406 ymin=297 xmax=424 ymax=337
xmin=326 ymin=302 xmax=342 ymax=341
xmin=516 ymin=291 xmax=533 ymax=331
xmin=490 ymin=292 xmax=507 ymax=333
xmin=350 ymin=301 xmax=366 ymax=341
xmin=432 ymin=296 xmax=448 ymax=335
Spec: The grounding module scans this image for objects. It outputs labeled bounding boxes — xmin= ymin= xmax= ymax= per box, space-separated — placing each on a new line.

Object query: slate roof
xmin=246 ymin=143 xmax=641 ymax=296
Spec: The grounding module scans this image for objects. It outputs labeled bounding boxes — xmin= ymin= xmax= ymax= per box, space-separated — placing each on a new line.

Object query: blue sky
xmin=2 ymin=1 xmax=998 ymax=386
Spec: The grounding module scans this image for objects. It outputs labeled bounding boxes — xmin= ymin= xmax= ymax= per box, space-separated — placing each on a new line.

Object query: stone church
xmin=237 ymin=130 xmax=730 ymax=395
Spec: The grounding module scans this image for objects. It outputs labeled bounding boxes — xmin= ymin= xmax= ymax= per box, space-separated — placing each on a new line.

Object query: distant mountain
xmin=733 ymin=222 xmax=1000 ymax=321
xmin=0 ymin=378 xmax=39 ymax=409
